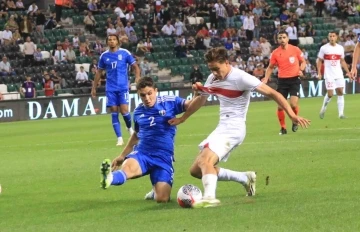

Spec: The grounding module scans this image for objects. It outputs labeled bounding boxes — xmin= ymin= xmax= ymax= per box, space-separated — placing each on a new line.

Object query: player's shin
xmin=111 ymin=112 xmax=122 ymax=137
xmin=217 ymin=168 xmax=248 ymax=184
xmin=202 ymin=174 xmax=218 ymax=199
xmin=291 ymin=106 xmax=299 ymax=115
xmin=122 ymin=112 xmax=132 ymax=129
xmin=277 ymin=109 xmax=286 ymax=129
xmin=111 ymin=170 xmax=127 ymax=185
xmin=337 ymin=95 xmax=344 ymax=117
xmin=322 ymin=94 xmax=332 ymax=109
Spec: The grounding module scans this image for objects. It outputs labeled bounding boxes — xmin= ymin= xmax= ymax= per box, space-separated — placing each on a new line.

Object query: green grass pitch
xmin=1 ymin=95 xmax=360 ymax=232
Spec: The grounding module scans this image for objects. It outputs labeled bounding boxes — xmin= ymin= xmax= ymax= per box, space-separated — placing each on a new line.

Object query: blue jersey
xmin=98 ymin=48 xmax=136 ymax=91
xmin=133 ymin=96 xmax=186 ymax=157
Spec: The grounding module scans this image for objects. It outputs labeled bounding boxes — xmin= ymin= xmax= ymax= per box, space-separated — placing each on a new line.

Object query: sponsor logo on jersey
xmin=159 ymin=110 xmax=166 ymax=116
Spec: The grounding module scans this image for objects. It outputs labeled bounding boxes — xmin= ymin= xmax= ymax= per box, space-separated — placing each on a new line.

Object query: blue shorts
xmin=106 ymin=90 xmax=129 ymax=107
xmin=126 ymin=151 xmax=174 ymax=187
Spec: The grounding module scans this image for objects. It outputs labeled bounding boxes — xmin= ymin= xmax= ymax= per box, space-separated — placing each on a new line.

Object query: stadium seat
xmin=24 ymin=67 xmax=34 ymax=74
xmin=158 ymin=60 xmax=166 ymax=69
xmin=151 ymin=75 xmax=159 ymax=82
xmin=41 ymin=51 xmax=51 ymax=59
xmin=305 ymin=37 xmax=314 ymax=45
xmin=0 ymin=84 xmax=7 ymax=93
xmin=82 ymin=63 xmax=90 ymax=72
xmin=163 ymin=82 xmax=171 ymax=89
xmin=299 ymin=37 xmax=307 ymax=45
xmin=7 ymin=84 xmax=17 ymax=92
xmin=35 ymin=82 xmax=43 ymax=90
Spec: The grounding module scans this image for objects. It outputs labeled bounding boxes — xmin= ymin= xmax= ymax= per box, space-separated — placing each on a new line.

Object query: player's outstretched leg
xmin=100 ymin=159 xmax=129 ymax=189
xmin=320 ymin=93 xmax=332 ymax=119
xmin=190 ymin=149 xmax=221 ymax=208
xmin=217 ymin=168 xmax=256 ymax=196
xmin=277 ymin=108 xmax=287 ymax=135
xmin=337 ymin=95 xmax=345 ymax=118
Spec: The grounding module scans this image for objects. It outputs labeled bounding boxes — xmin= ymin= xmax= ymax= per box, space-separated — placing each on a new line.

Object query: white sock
xmin=217 ymin=168 xmax=248 ymax=185
xmin=202 ymin=174 xmax=218 ymax=199
xmin=322 ymin=94 xmax=332 ymax=110
xmin=337 ymin=95 xmax=344 ymax=116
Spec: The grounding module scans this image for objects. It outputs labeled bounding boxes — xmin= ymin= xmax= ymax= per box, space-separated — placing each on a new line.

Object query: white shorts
xmin=325 ymin=79 xmax=345 ymax=90
xmin=198 ymin=120 xmax=246 ymax=162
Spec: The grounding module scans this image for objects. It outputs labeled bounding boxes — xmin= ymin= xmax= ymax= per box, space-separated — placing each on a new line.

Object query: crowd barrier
xmin=0 ymin=79 xmax=359 ymax=123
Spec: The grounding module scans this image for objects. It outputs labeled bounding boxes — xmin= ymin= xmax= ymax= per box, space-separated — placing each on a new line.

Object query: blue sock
xmin=111 ymin=112 xmax=122 ymax=137
xmin=122 ymin=113 xmax=132 ymax=129
xmin=111 ymin=170 xmax=127 ymax=185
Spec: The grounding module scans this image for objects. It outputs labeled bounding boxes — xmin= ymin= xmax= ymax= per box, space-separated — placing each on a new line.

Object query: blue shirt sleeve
xmin=98 ymin=53 xmax=106 ymax=69
xmin=358 ymin=35 xmax=360 ymax=42
xmin=173 ymin=96 xmax=186 ymax=115
xmin=126 ymin=52 xmax=136 ymax=65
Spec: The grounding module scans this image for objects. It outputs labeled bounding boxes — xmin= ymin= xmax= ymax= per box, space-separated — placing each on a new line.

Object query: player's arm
xmin=262 ymin=63 xmax=275 ymax=84
xmin=131 ymin=63 xmax=141 ymax=83
xmin=316 ymin=58 xmax=323 ymax=79
xmin=111 ymin=132 xmax=139 ymax=171
xmin=91 ymin=69 xmax=103 ymax=97
xmin=255 ymin=84 xmax=310 ymax=128
xmin=168 ymin=94 xmax=207 ymax=125
xmin=340 ymin=58 xmax=352 ymax=80
xmin=351 ymin=42 xmax=360 ymax=78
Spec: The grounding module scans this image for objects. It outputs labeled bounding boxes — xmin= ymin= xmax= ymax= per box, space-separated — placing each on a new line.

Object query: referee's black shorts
xmin=276 ymin=76 xmax=301 ymax=99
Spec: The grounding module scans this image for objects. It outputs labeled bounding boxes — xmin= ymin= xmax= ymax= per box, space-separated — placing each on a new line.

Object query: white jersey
xmin=200 ymin=67 xmax=262 ymax=122
xmin=318 ymin=43 xmax=345 ymax=80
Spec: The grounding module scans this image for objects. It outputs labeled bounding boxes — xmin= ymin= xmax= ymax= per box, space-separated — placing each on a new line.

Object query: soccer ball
xmin=177 ymin=184 xmax=202 ymax=208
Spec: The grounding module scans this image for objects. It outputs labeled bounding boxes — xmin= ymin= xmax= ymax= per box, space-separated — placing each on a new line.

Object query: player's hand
xmin=345 ymin=72 xmax=354 ymax=82
xmin=193 ymin=82 xmax=203 ymax=90
xmin=350 ymin=68 xmax=357 ymax=80
xmin=111 ymin=156 xmax=125 ymax=171
xmin=317 ymin=74 xmax=322 ymax=80
xmin=168 ymin=117 xmax=185 ymax=126
xmin=91 ymin=87 xmax=96 ymax=98
xmin=291 ymin=116 xmax=311 ymax=129
xmin=298 ymin=70 xmax=304 ymax=77
xmin=261 ymin=77 xmax=270 ymax=84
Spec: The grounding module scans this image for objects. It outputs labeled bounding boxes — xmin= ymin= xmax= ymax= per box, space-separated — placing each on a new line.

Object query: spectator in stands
xmin=88 ymin=67 xmax=96 ymax=85
xmin=295 ymin=4 xmax=304 ymax=18
xmin=0 ymin=2 xmax=8 ymax=18
xmin=107 ymin=24 xmax=117 ymax=35
xmin=136 ymin=40 xmax=147 ymax=56
xmin=12 ymin=29 xmax=22 ymax=44
xmin=88 ymin=0 xmax=99 ymax=14
xmin=44 ymin=13 xmax=57 ymax=30
xmin=250 ymin=37 xmax=261 ymax=55
xmin=306 ymin=21 xmax=315 ymax=36
xmin=225 ymin=0 xmax=236 ymax=28
xmin=119 ymin=30 xmax=129 ymax=44
xmin=20 ymin=75 xmax=36 ymax=99
xmin=15 ymin=0 xmax=24 ymax=10
xmin=344 ymin=35 xmax=355 ymax=65
xmin=253 ymin=14 xmax=261 ymax=40
xmin=175 ymin=41 xmax=187 ymax=58
xmin=65 ymin=45 xmax=76 ymax=63
xmin=279 ymin=9 xmax=290 ymax=25
xmin=174 ymin=18 xmax=184 ymax=36
xmin=260 ymin=37 xmax=271 ymax=57
xmin=124 ymin=22 xmax=134 ymax=37
xmin=224 ymin=38 xmax=233 ymax=54
xmin=187 ymin=36 xmax=195 ymax=50
xmin=50 ymin=69 xmax=62 ymax=90
xmin=31 ymin=26 xmax=48 ymax=44
xmin=129 ymin=31 xmax=138 ymax=44
xmin=140 ymin=58 xmax=151 ymax=76
xmin=62 ymin=38 xmax=70 ymax=51
xmin=326 ymin=0 xmax=338 ymax=15
xmin=216 ymin=0 xmax=227 ymax=29
xmin=144 ymin=37 xmax=154 ymax=53
xmin=33 ymin=47 xmax=45 ymax=66
xmin=298 ymin=23 xmax=306 ymax=37
xmin=72 ymin=33 xmax=79 ymax=48
xmin=209 ymin=26 xmax=219 ymax=40
xmin=261 ymin=5 xmax=272 ymax=20
xmin=27 ymin=2 xmax=38 ymax=16
xmin=54 ymin=45 xmax=66 ymax=64
xmin=5 ymin=15 xmax=19 ymax=32
xmin=114 ymin=4 xmax=127 ymax=26
xmin=91 ymin=58 xmax=97 ymax=71
xmin=2 ymin=26 xmax=13 ymax=45
xmin=243 ymin=12 xmax=254 ymax=40
xmin=159 ymin=5 xmax=171 ymax=25
xmin=7 ymin=0 xmax=16 ymax=10
xmin=76 ymin=66 xmax=89 ymax=87
xmin=43 ymin=73 xmax=54 ymax=97
xmin=19 ymin=15 xmax=32 ymax=41
xmin=286 ymin=22 xmax=298 ymax=46
xmin=93 ymin=39 xmax=104 ymax=55
xmin=197 ymin=1 xmax=209 ymax=17
xmin=0 ymin=57 xmax=16 ymax=76
xmin=195 ymin=33 xmax=206 ymax=50
xmin=126 ymin=11 xmax=135 ymax=26
xmin=35 ymin=10 xmax=46 ymax=32
xmin=84 ymin=11 xmax=96 ymax=34
xmin=253 ymin=63 xmax=265 ymax=80
xmin=23 ymin=36 xmax=35 ymax=67
xmin=209 ymin=2 xmax=218 ymax=29
xmin=352 ymin=24 xmax=360 ymax=36
xmin=161 ymin=20 xmax=175 ymax=36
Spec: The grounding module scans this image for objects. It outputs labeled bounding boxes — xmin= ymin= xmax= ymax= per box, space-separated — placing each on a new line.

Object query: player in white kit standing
xmin=317 ymin=32 xmax=353 ymax=119
xmin=169 ymin=47 xmax=311 ymax=208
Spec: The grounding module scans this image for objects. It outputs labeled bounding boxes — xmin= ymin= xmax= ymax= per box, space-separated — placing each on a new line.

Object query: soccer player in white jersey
xmin=168 ymin=47 xmax=311 ymax=208
xmin=317 ymin=32 xmax=353 ymax=119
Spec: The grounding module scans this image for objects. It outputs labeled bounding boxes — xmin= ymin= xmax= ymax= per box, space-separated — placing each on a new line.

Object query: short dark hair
xmin=277 ymin=30 xmax=288 ymax=36
xmin=136 ymin=77 xmax=156 ymax=90
xmin=106 ymin=34 xmax=120 ymax=44
xmin=329 ymin=31 xmax=338 ymax=35
xmin=204 ymin=47 xmax=228 ymax=63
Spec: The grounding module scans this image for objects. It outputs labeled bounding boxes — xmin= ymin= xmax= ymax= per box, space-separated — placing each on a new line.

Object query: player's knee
xmin=189 ymin=165 xmax=202 ymax=179
xmin=155 ymin=194 xmax=170 ymax=203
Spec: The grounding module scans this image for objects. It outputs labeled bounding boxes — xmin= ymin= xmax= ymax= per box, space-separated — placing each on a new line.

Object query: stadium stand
xmin=0 ymin=0 xmax=357 ymax=99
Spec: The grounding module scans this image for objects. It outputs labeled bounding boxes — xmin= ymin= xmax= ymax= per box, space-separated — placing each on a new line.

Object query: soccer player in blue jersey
xmin=99 ymin=77 xmax=192 ymax=203
xmin=91 ymin=35 xmax=141 ymax=146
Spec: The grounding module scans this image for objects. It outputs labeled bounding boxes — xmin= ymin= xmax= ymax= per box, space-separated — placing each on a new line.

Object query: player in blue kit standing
xmin=100 ymin=77 xmax=192 ymax=202
xmin=91 ymin=35 xmax=141 ymax=146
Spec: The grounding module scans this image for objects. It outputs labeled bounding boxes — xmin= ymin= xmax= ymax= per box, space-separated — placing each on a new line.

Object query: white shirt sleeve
xmin=236 ymin=70 xmax=262 ymax=91
xmin=318 ymin=46 xmax=324 ymax=59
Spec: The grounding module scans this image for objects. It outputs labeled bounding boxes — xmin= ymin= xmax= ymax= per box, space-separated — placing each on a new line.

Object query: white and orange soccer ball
xmin=177 ymin=184 xmax=202 ymax=208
